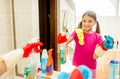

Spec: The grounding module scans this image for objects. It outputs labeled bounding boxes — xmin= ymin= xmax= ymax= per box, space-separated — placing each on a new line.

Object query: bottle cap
xmin=110 ymin=60 xmax=115 ymax=63
xmin=41 ymin=49 xmax=48 ymax=58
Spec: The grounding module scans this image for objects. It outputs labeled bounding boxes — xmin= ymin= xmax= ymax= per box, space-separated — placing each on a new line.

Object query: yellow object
xmin=75 ymin=29 xmax=84 ymax=45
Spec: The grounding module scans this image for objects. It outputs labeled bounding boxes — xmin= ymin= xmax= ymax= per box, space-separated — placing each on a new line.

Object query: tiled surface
xmin=0 ymin=0 xmax=39 ymax=79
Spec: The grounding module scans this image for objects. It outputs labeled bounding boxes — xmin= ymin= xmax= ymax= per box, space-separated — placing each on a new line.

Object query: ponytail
xmin=96 ymin=21 xmax=100 ymax=34
xmin=77 ymin=21 xmax=82 ymax=28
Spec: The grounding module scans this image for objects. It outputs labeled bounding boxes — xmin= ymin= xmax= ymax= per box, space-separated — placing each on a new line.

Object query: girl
xmin=66 ymin=10 xmax=103 ymax=79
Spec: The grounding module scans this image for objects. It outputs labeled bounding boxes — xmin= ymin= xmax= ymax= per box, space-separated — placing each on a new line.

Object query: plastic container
xmin=24 ymin=66 xmax=36 ymax=79
xmin=40 ymin=49 xmax=48 ymax=74
xmin=46 ymin=49 xmax=53 ymax=76
xmin=24 ymin=38 xmax=41 ymax=79
xmin=108 ymin=60 xmax=119 ymax=79
xmin=60 ymin=44 xmax=66 ymax=64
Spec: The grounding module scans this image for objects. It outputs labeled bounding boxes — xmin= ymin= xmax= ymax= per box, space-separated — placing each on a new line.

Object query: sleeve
xmin=96 ymin=34 xmax=103 ymax=45
xmin=71 ymin=31 xmax=78 ymax=42
xmin=0 ymin=48 xmax=24 ymax=70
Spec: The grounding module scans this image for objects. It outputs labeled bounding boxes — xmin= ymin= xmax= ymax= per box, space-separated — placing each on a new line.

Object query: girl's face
xmin=82 ymin=15 xmax=96 ymax=33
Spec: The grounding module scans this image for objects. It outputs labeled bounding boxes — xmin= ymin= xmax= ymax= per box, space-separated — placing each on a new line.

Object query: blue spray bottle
xmin=40 ymin=49 xmax=48 ymax=74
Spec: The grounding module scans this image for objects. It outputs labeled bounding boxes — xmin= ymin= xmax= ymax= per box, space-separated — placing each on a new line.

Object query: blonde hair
xmin=78 ymin=10 xmax=100 ymax=33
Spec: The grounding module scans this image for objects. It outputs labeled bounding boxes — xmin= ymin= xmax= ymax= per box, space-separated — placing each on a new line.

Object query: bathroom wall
xmin=0 ymin=0 xmax=15 ymax=78
xmin=0 ymin=0 xmax=39 ymax=78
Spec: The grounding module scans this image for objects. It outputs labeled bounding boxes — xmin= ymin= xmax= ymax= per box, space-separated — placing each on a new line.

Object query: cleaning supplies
xmin=57 ymin=33 xmax=67 ymax=64
xmin=75 ymin=28 xmax=84 ymax=45
xmin=24 ymin=66 xmax=36 ymax=79
xmin=40 ymin=49 xmax=48 ymax=74
xmin=60 ymin=44 xmax=66 ymax=64
xmin=46 ymin=49 xmax=54 ymax=76
xmin=108 ymin=60 xmax=119 ymax=79
xmin=24 ymin=38 xmax=42 ymax=79
xmin=24 ymin=50 xmax=38 ymax=79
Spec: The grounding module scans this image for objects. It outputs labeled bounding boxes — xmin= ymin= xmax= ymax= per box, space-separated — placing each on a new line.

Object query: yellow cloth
xmin=75 ymin=29 xmax=84 ymax=45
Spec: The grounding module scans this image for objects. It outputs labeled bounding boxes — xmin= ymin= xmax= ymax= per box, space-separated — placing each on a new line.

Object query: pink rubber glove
xmin=23 ymin=41 xmax=43 ymax=58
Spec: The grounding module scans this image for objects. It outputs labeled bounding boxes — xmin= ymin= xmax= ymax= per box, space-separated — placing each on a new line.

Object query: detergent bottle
xmin=60 ymin=43 xmax=66 ymax=64
xmin=46 ymin=49 xmax=54 ymax=76
xmin=40 ymin=49 xmax=48 ymax=74
xmin=108 ymin=60 xmax=119 ymax=79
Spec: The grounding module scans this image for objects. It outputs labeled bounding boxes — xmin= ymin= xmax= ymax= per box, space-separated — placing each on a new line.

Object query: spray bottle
xmin=46 ymin=49 xmax=53 ymax=76
xmin=24 ymin=38 xmax=40 ymax=79
xmin=60 ymin=43 xmax=66 ymax=64
xmin=40 ymin=49 xmax=48 ymax=74
xmin=108 ymin=60 xmax=119 ymax=79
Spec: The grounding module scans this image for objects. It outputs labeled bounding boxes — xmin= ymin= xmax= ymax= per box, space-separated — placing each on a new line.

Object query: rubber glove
xmin=75 ymin=29 xmax=84 ymax=45
xmin=23 ymin=41 xmax=43 ymax=58
xmin=57 ymin=33 xmax=67 ymax=44
xmin=103 ymin=35 xmax=114 ymax=49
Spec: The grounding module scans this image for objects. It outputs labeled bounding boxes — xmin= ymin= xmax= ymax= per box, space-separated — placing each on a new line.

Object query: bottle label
xmin=41 ymin=58 xmax=48 ymax=73
xmin=46 ymin=64 xmax=53 ymax=74
xmin=60 ymin=49 xmax=66 ymax=64
xmin=24 ymin=66 xmax=36 ymax=79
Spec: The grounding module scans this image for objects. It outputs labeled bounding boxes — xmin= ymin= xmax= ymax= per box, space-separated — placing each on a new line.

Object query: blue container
xmin=40 ymin=49 xmax=48 ymax=74
xmin=108 ymin=60 xmax=119 ymax=79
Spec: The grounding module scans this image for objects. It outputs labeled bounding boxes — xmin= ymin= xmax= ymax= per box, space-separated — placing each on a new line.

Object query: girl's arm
xmin=93 ymin=35 xmax=114 ymax=59
xmin=0 ymin=59 xmax=7 ymax=76
xmin=66 ymin=36 xmax=74 ymax=46
xmin=93 ymin=45 xmax=99 ymax=59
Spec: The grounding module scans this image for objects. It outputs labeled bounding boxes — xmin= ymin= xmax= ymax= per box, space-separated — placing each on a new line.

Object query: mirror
xmin=59 ymin=0 xmax=120 ymax=78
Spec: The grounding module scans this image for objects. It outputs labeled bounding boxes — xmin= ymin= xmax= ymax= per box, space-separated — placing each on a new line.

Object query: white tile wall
xmin=0 ymin=0 xmax=39 ymax=79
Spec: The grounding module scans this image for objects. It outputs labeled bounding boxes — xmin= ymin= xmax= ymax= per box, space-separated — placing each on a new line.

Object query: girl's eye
xmin=88 ymin=20 xmax=92 ymax=23
xmin=83 ymin=20 xmax=86 ymax=22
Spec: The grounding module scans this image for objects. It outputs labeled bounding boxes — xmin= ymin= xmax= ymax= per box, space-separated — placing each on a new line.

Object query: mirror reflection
xmin=0 ymin=0 xmax=120 ymax=79
xmin=59 ymin=0 xmax=120 ymax=79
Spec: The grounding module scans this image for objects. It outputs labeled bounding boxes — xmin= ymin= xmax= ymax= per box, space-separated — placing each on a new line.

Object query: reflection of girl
xmin=0 ymin=40 xmax=43 ymax=78
xmin=66 ymin=10 xmax=103 ymax=78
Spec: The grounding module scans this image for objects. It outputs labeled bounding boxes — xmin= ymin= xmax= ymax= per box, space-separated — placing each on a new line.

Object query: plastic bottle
xmin=108 ymin=60 xmax=119 ymax=79
xmin=24 ymin=66 xmax=36 ymax=79
xmin=46 ymin=49 xmax=53 ymax=76
xmin=118 ymin=61 xmax=120 ymax=79
xmin=24 ymin=38 xmax=39 ymax=79
xmin=60 ymin=44 xmax=66 ymax=64
xmin=40 ymin=49 xmax=48 ymax=74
